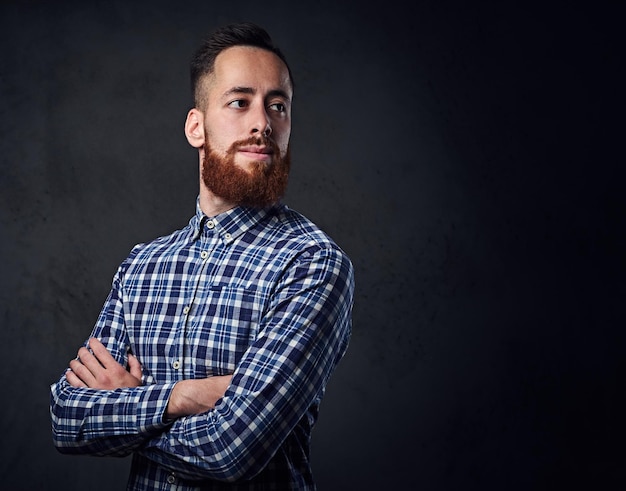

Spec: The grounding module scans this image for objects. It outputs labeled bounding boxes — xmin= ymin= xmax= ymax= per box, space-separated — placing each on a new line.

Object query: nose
xmin=252 ymin=121 xmax=272 ymax=137
xmin=252 ymin=123 xmax=271 ymax=137
xmin=250 ymin=106 xmax=272 ymax=137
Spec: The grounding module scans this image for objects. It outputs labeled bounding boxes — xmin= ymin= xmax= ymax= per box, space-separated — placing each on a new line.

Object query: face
xmin=199 ymin=46 xmax=293 ymax=207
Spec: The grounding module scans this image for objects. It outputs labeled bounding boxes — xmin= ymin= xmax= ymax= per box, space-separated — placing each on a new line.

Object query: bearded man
xmin=50 ymin=22 xmax=354 ymax=491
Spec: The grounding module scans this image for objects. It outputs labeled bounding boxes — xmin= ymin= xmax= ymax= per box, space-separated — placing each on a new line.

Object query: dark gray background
xmin=1 ymin=1 xmax=623 ymax=490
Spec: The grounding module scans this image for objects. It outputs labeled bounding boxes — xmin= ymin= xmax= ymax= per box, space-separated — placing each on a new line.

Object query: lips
xmin=238 ymin=145 xmax=273 ymax=155
xmin=237 ymin=144 xmax=274 ymax=162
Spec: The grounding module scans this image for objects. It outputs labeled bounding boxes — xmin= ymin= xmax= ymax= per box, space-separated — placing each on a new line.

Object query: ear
xmin=184 ymin=108 xmax=205 ymax=149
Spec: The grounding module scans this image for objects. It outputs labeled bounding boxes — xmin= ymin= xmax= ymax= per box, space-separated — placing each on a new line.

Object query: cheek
xmin=275 ymin=126 xmax=291 ymax=154
xmin=205 ymin=111 xmax=243 ymax=150
xmin=205 ymin=127 xmax=236 ymax=155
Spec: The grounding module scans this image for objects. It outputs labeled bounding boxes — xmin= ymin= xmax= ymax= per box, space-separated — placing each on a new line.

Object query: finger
xmin=87 ymin=338 xmax=117 ymax=369
xmin=76 ymin=346 xmax=105 ymax=377
xmin=69 ymin=358 xmax=97 ymax=387
xmin=128 ymin=354 xmax=143 ymax=381
xmin=65 ymin=369 xmax=88 ymax=388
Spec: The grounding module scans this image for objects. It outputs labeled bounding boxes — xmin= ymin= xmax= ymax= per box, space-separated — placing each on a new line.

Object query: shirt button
xmin=183 ymin=306 xmax=190 ymax=314
xmin=206 ymin=220 xmax=215 ymax=229
xmin=200 ymin=251 xmax=208 ymax=259
xmin=224 ymin=233 xmax=232 ymax=241
xmin=167 ymin=474 xmax=176 ymax=484
xmin=172 ymin=360 xmax=181 ymax=370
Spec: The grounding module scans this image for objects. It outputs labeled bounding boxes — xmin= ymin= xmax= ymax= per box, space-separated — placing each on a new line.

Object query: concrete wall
xmin=0 ymin=1 xmax=622 ymax=489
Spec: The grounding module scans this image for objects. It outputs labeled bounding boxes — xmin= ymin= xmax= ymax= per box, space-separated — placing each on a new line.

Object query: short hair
xmin=190 ymin=22 xmax=294 ymax=109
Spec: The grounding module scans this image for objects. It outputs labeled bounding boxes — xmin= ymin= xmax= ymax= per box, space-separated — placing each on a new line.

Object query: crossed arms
xmin=50 ymin=244 xmax=354 ymax=482
xmin=66 ymin=338 xmax=232 ymax=419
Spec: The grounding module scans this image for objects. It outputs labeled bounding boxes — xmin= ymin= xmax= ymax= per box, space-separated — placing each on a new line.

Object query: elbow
xmin=197 ymin=454 xmax=263 ymax=483
xmin=51 ymin=427 xmax=85 ymax=455
xmin=50 ymin=394 xmax=80 ymax=453
xmin=50 ymin=416 xmax=89 ymax=455
xmin=183 ymin=443 xmax=273 ymax=483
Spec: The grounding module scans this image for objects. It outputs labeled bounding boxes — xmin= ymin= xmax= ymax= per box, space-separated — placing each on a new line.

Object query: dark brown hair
xmin=190 ymin=22 xmax=294 ymax=108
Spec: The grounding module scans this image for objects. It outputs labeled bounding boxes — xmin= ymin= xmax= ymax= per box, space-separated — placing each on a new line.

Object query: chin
xmin=236 ymin=159 xmax=272 ymax=171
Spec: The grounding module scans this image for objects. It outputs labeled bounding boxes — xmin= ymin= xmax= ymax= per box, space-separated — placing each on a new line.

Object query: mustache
xmin=228 ymin=135 xmax=276 ymax=153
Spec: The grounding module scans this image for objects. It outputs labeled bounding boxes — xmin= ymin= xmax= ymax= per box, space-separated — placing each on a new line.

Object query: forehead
xmin=209 ymin=45 xmax=292 ymax=96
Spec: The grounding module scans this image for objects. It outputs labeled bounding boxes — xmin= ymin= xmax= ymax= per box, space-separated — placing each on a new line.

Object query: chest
xmin=122 ymin=241 xmax=278 ymax=382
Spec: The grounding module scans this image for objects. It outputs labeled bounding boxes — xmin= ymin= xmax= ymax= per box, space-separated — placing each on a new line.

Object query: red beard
xmin=201 ymin=134 xmax=290 ymax=208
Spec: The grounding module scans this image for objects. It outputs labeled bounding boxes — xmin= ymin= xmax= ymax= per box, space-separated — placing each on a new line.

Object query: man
xmin=50 ymin=22 xmax=354 ymax=490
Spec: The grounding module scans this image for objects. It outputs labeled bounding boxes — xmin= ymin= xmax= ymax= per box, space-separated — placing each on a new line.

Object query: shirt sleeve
xmin=137 ymin=244 xmax=354 ymax=482
xmin=49 ymin=261 xmax=177 ymax=456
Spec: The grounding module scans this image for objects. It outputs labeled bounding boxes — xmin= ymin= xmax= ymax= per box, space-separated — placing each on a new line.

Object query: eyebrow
xmin=223 ymin=86 xmax=291 ymax=102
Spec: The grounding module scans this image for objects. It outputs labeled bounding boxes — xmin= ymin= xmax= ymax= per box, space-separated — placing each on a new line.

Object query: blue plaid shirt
xmin=50 ymin=200 xmax=354 ymax=490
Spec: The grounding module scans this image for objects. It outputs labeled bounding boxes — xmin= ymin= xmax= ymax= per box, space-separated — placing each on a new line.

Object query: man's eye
xmin=228 ymin=100 xmax=248 ymax=108
xmin=269 ymin=102 xmax=286 ymax=113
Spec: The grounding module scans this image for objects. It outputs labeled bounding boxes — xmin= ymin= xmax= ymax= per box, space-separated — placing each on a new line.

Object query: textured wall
xmin=0 ymin=1 xmax=623 ymax=490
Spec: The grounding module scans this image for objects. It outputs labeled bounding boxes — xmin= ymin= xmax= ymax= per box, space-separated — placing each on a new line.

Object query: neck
xmin=198 ymin=185 xmax=237 ymax=218
xmin=197 ymin=150 xmax=236 ymax=217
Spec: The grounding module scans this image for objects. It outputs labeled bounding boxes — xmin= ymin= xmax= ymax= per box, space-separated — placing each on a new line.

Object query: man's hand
xmin=66 ymin=337 xmax=142 ymax=390
xmin=166 ymin=375 xmax=233 ymax=419
xmin=66 ymin=337 xmax=231 ymax=417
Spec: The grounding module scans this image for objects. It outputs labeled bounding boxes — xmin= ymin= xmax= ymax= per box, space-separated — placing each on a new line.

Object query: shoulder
xmin=118 ymin=221 xmax=193 ymax=271
xmin=263 ymin=206 xmax=343 ymax=248
xmin=263 ymin=205 xmax=354 ymax=277
xmin=251 ymin=206 xmax=344 ymax=253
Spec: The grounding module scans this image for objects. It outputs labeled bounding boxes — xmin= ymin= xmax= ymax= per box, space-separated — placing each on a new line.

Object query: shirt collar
xmin=190 ymin=196 xmax=283 ymax=243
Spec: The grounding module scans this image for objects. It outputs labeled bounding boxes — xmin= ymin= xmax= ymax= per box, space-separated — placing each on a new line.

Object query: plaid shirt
xmin=50 ymin=200 xmax=354 ymax=490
